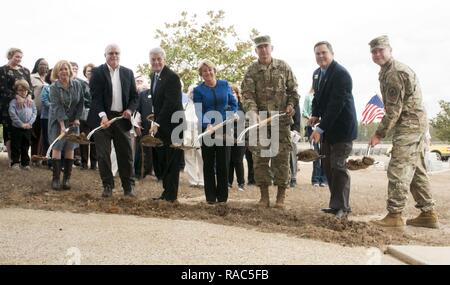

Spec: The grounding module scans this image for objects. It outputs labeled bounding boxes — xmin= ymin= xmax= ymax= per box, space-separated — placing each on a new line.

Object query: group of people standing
xmin=0 ymin=34 xmax=439 ymax=229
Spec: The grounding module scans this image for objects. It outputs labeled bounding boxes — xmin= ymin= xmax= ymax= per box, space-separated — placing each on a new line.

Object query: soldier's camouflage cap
xmin=369 ymin=35 xmax=391 ymax=51
xmin=253 ymin=35 xmax=271 ymax=47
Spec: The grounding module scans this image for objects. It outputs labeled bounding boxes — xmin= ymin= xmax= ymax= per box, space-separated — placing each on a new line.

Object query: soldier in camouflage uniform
xmin=241 ymin=35 xmax=299 ymax=208
xmin=368 ymin=35 xmax=438 ymax=229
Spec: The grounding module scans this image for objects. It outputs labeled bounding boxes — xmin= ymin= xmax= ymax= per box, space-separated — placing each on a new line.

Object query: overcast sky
xmin=2 ymin=0 xmax=449 ymax=119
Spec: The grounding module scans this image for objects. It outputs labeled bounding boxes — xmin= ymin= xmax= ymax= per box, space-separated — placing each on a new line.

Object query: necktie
xmin=318 ymin=69 xmax=326 ymax=88
xmin=152 ymin=74 xmax=159 ymax=94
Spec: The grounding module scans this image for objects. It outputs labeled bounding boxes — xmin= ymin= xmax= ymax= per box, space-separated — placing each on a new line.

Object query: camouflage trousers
xmin=251 ymin=124 xmax=292 ymax=188
xmin=387 ymin=134 xmax=435 ymax=213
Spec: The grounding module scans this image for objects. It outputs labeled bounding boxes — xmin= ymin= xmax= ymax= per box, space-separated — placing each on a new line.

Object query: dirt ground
xmin=1 ymin=153 xmax=449 ymax=249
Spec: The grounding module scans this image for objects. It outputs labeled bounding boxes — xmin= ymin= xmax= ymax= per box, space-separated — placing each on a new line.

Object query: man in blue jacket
xmin=309 ymin=41 xmax=357 ymax=218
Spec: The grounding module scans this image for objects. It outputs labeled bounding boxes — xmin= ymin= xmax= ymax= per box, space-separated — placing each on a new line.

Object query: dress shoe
xmin=102 ymin=186 xmax=113 ymax=198
xmin=335 ymin=209 xmax=347 ymax=219
xmin=321 ymin=208 xmax=338 ymax=214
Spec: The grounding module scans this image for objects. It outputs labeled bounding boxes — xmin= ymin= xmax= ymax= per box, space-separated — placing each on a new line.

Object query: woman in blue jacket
xmin=193 ymin=60 xmax=237 ymax=204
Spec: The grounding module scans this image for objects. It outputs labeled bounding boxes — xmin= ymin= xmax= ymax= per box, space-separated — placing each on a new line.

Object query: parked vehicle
xmin=430 ymin=145 xmax=450 ymax=161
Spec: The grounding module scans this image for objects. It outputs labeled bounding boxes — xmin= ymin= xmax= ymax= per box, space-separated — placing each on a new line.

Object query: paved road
xmin=0 ymin=208 xmax=403 ymax=265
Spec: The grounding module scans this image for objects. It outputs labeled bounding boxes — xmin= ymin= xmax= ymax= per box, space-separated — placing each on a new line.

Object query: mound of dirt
xmin=1 ymin=154 xmax=448 ymax=248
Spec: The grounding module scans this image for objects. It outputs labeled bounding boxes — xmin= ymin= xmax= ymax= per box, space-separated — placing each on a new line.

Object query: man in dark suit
xmin=148 ymin=47 xmax=184 ymax=203
xmin=134 ymin=88 xmax=155 ymax=179
xmin=87 ymin=44 xmax=138 ymax=198
xmin=309 ymin=41 xmax=357 ymax=218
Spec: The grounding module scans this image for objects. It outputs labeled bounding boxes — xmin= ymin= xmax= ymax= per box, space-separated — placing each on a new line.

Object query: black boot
xmin=52 ymin=159 xmax=61 ymax=190
xmin=62 ymin=159 xmax=73 ymax=190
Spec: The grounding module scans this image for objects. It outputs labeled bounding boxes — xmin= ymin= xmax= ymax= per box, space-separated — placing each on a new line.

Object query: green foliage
xmin=137 ymin=10 xmax=258 ymax=92
xmin=430 ymin=100 xmax=450 ymax=143
xmin=356 ymin=122 xmax=392 ymax=142
xmin=357 ymin=122 xmax=379 ymax=142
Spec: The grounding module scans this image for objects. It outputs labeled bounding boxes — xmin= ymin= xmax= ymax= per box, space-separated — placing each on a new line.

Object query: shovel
xmin=237 ymin=112 xmax=286 ymax=143
xmin=46 ymin=127 xmax=73 ymax=159
xmin=194 ymin=117 xmax=235 ymax=147
xmin=86 ymin=116 xmax=124 ymax=140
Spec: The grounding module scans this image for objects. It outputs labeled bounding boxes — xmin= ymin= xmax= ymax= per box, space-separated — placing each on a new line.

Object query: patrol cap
xmin=253 ymin=35 xmax=271 ymax=47
xmin=369 ymin=35 xmax=391 ymax=52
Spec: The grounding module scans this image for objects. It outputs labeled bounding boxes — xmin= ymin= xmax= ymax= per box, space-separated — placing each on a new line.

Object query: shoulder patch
xmin=387 ymin=85 xmax=400 ymax=104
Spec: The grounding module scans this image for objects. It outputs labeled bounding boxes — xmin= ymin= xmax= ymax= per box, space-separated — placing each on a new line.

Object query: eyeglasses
xmin=108 ymin=52 xmax=120 ymax=55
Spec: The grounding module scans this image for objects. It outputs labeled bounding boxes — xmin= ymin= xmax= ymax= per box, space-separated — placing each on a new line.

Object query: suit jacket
xmin=151 ymin=65 xmax=184 ymax=144
xmin=87 ymin=63 xmax=138 ymax=129
xmin=312 ymin=60 xmax=357 ymax=144
xmin=136 ymin=89 xmax=153 ymax=135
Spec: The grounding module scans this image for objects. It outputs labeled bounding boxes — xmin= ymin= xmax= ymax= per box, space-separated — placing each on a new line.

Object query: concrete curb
xmin=387 ymin=246 xmax=426 ymax=265
xmin=387 ymin=245 xmax=450 ymax=265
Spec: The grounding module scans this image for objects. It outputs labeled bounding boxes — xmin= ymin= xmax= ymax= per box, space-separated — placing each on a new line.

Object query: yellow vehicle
xmin=430 ymin=145 xmax=450 ymax=161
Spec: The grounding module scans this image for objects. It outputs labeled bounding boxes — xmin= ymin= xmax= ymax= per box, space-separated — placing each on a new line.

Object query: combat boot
xmin=371 ymin=212 xmax=404 ymax=227
xmin=274 ymin=186 xmax=286 ymax=209
xmin=62 ymin=159 xmax=73 ymax=190
xmin=406 ymin=210 xmax=439 ymax=229
xmin=257 ymin=186 xmax=270 ymax=208
xmin=51 ymin=159 xmax=61 ymax=190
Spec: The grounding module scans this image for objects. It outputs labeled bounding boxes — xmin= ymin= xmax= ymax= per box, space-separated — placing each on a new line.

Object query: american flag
xmin=361 ymin=95 xmax=385 ymax=124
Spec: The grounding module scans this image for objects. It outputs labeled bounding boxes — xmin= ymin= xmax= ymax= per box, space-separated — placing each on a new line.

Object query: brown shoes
xmin=274 ymin=187 xmax=286 ymax=209
xmin=371 ymin=212 xmax=404 ymax=227
xmin=406 ymin=210 xmax=439 ymax=229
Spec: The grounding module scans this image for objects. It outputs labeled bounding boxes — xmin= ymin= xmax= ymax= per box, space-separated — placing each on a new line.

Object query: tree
xmin=430 ymin=100 xmax=450 ymax=143
xmin=137 ymin=10 xmax=258 ymax=92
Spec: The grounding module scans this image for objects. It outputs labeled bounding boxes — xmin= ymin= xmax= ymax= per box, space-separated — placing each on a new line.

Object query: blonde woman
xmin=193 ymin=60 xmax=237 ymax=204
xmin=48 ymin=60 xmax=84 ymax=190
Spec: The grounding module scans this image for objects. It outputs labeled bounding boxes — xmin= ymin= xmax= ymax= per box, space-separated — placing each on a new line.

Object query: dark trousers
xmin=134 ymin=136 xmax=153 ymax=178
xmin=94 ymin=119 xmax=134 ymax=191
xmin=320 ymin=141 xmax=353 ymax=211
xmin=79 ymin=120 xmax=97 ymax=167
xmin=229 ymin=145 xmax=245 ymax=185
xmin=41 ymin=118 xmax=49 ymax=155
xmin=245 ymin=147 xmax=255 ymax=183
xmin=152 ymin=147 xmax=164 ymax=180
xmin=289 ymin=141 xmax=298 ymax=182
xmin=158 ymin=145 xmax=183 ymax=201
xmin=312 ymin=142 xmax=328 ymax=184
xmin=11 ymin=127 xmax=31 ymax=166
xmin=202 ymin=145 xmax=230 ymax=203
xmin=30 ymin=114 xmax=41 ymax=156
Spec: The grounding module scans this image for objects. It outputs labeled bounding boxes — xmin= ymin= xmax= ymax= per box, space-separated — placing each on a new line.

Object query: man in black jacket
xmin=87 ymin=44 xmax=138 ymax=198
xmin=134 ymin=88 xmax=154 ymax=179
xmin=148 ymin=47 xmax=184 ymax=203
xmin=309 ymin=41 xmax=357 ymax=218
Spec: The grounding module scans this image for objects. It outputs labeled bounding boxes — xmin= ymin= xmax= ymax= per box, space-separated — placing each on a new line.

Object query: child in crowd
xmin=8 ymin=79 xmax=37 ymax=169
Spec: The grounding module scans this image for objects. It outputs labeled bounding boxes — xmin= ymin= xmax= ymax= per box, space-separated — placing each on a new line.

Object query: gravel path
xmin=0 ymin=208 xmax=402 ymax=265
